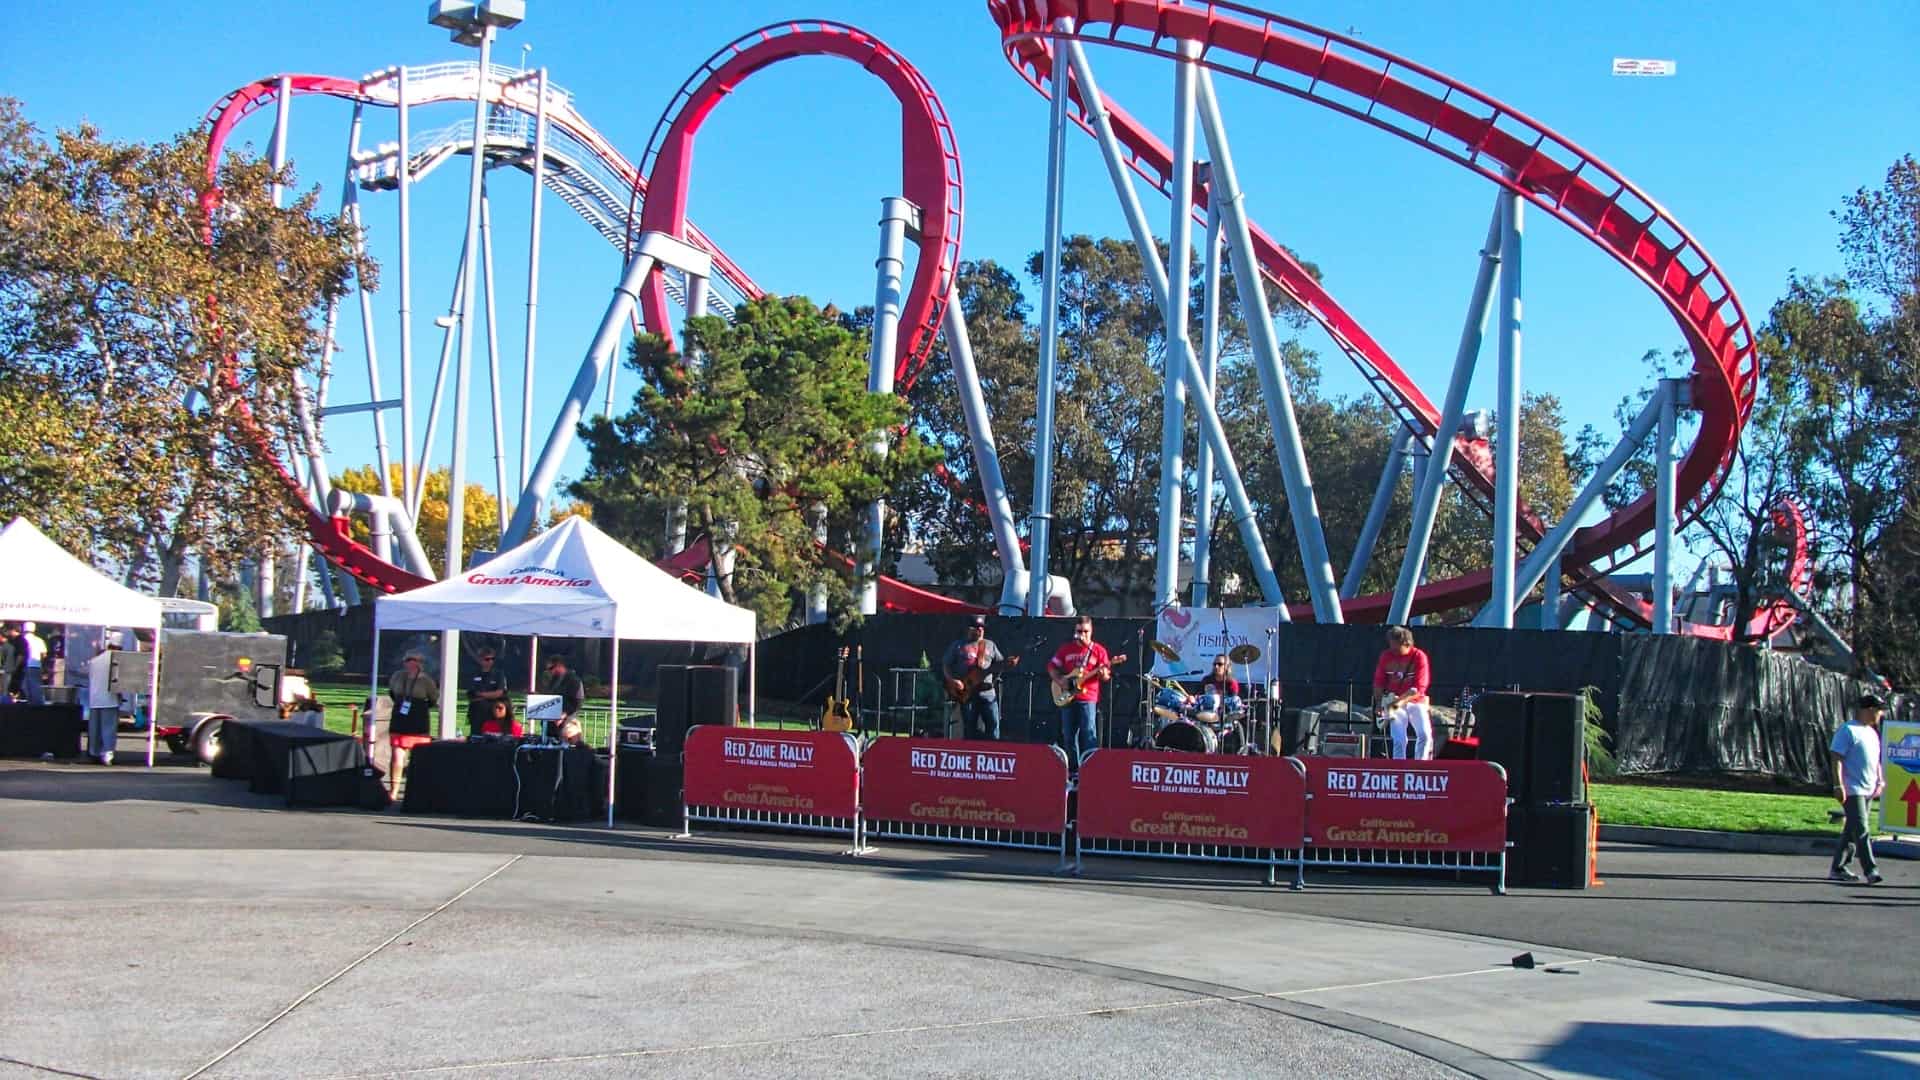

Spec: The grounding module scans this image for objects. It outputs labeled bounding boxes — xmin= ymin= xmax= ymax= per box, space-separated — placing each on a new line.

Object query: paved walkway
xmin=1 ymin=762 xmax=1916 ymax=1078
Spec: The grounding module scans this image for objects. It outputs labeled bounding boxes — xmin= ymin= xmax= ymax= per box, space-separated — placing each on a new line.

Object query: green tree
xmin=0 ymin=98 xmax=361 ymax=590
xmin=571 ymin=295 xmax=940 ymax=629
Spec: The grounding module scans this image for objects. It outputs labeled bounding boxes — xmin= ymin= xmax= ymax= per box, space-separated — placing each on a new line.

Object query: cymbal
xmin=1147 ymin=639 xmax=1182 ymax=664
xmin=1228 ymin=643 xmax=1262 ymax=665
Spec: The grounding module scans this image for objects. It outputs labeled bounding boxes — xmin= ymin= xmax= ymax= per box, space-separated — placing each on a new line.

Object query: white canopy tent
xmin=0 ymin=518 xmax=165 ymax=765
xmin=373 ymin=515 xmax=757 ymax=825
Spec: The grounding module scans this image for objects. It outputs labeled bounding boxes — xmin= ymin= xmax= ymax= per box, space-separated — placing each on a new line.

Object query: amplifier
xmin=618 ymin=724 xmax=657 ymax=752
xmin=1320 ymin=732 xmax=1368 ymax=759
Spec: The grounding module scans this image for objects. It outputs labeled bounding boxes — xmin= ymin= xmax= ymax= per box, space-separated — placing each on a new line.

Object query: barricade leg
xmin=846 ymin=808 xmax=876 ymax=857
xmin=672 ymin=801 xmax=691 ymax=840
xmin=1291 ymin=856 xmax=1306 ymax=892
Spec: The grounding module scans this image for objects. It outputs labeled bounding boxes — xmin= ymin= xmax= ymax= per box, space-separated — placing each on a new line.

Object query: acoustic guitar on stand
xmin=1050 ymin=652 xmax=1127 ymax=708
xmin=821 ymin=648 xmax=854 ymax=733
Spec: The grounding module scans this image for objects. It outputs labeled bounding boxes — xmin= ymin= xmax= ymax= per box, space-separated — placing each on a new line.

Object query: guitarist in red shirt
xmin=1372 ymin=625 xmax=1433 ymax=759
xmin=1049 ymin=616 xmax=1116 ymax=774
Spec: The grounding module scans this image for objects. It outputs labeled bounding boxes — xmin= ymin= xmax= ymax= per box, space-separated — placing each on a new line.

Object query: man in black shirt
xmin=542 ymin=655 xmax=586 ymax=744
xmin=467 ymin=648 xmax=510 ymax=734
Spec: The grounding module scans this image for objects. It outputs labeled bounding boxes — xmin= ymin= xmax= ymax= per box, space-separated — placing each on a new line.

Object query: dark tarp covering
xmin=1614 ymin=636 xmax=1912 ymax=784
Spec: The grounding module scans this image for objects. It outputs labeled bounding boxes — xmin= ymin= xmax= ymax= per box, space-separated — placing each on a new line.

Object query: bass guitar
xmin=1050 ymin=651 xmax=1127 ymax=708
xmin=822 ymin=647 xmax=854 ymax=733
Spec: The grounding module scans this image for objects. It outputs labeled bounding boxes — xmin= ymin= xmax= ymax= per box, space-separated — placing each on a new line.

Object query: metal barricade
xmin=1072 ymin=753 xmax=1308 ymax=888
xmin=1298 ymin=759 xmax=1510 ymax=894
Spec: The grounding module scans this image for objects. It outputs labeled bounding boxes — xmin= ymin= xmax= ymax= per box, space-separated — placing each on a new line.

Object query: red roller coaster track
xmin=203 ymin=6 xmax=1778 ymax=632
xmin=989 ymin=0 xmax=1758 ymax=625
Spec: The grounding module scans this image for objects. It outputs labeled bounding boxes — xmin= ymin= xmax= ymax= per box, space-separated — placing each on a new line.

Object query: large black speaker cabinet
xmin=1473 ymin=691 xmax=1531 ymax=803
xmin=1276 ymin=708 xmax=1315 ymax=756
xmin=685 ymin=665 xmax=739 ymax=731
xmin=642 ymin=757 xmax=684 ymax=827
xmin=614 ymin=747 xmax=654 ymax=822
xmin=1523 ymin=803 xmax=1593 ymax=889
xmin=1526 ymin=693 xmax=1587 ymax=805
xmin=1504 ymin=805 xmax=1530 ymax=888
xmin=653 ymin=664 xmax=692 ymax=757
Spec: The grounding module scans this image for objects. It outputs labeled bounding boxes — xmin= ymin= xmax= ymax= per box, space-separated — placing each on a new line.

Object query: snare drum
xmin=1152 ymin=686 xmax=1190 ymax=721
xmin=1152 ymin=717 xmax=1219 ymax=754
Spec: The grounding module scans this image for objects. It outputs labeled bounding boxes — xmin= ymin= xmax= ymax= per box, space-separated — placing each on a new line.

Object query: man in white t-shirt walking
xmin=1829 ymin=693 xmax=1885 ymax=885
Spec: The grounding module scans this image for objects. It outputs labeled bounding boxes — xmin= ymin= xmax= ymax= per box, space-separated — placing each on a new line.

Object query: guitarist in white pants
xmin=941 ymin=616 xmax=1005 ymax=740
xmin=1373 ymin=626 xmax=1433 ymax=759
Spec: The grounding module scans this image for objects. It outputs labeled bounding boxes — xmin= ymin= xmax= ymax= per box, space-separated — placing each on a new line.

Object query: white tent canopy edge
xmin=0 ymin=518 xmax=165 ymax=766
xmin=371 ymin=516 xmax=757 ymax=826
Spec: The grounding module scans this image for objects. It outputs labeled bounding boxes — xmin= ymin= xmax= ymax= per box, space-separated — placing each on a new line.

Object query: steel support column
xmin=397 ymin=66 xmax=418 ymax=505
xmin=1063 ymin=39 xmax=1286 ymax=608
xmin=1489 ymin=179 xmax=1525 ymax=628
xmin=1540 ymin=548 xmax=1563 ymax=630
xmin=520 ymin=66 xmax=547 ymax=490
xmin=1653 ymin=377 xmax=1684 ymax=635
xmin=411 ymin=246 xmax=467 ymax=520
xmin=1344 ymin=426 xmax=1413 ymax=599
xmin=1190 ymin=187 xmax=1223 ymax=608
xmin=1027 ymin=17 xmax=1074 ymax=617
xmin=1193 ymin=70 xmax=1339 ymax=621
xmin=442 ymin=30 xmax=494 ymax=738
xmin=343 ymin=106 xmax=395 ymax=498
xmin=1501 ymin=390 xmax=1665 ymax=608
xmin=1389 ymin=200 xmax=1504 ymax=624
xmin=860 ymin=197 xmax=913 ymax=615
xmin=943 ymin=298 xmax=1027 ymax=608
xmin=1153 ymin=40 xmax=1198 ymax=610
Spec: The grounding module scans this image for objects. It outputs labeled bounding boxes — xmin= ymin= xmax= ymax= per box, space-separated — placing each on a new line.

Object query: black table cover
xmin=0 ymin=704 xmax=84 ymax=758
xmin=402 ymin=740 xmax=603 ymax=822
xmin=212 ymin=718 xmax=361 ymax=799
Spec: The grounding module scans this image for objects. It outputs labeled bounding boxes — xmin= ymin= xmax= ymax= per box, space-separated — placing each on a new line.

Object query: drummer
xmin=1190 ymin=654 xmax=1241 ymax=716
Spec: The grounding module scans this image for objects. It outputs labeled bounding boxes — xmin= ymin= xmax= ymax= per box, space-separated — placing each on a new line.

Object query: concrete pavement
xmin=2 ymin=760 xmax=1917 ymax=1078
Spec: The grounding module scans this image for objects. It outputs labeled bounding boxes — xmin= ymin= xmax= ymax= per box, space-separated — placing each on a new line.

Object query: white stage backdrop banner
xmin=1149 ymin=607 xmax=1285 ymax=684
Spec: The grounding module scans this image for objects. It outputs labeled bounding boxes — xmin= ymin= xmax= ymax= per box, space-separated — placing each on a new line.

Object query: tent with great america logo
xmin=372 ymin=515 xmax=756 ymax=825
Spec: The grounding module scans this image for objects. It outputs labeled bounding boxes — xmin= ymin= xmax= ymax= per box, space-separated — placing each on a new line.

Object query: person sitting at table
xmin=541 ymin=655 xmax=585 ymax=745
xmin=466 ymin=647 xmax=509 ymax=734
xmin=474 ymin=697 xmax=518 ymax=737
xmin=387 ymin=653 xmax=438 ymax=738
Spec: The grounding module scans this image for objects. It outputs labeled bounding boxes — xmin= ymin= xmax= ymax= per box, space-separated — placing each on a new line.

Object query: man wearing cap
xmin=941 ymin=616 xmax=1006 ymax=741
xmin=466 ymin=648 xmax=509 ymax=734
xmin=387 ymin=654 xmax=439 ymax=737
xmin=1829 ymin=693 xmax=1886 ymax=885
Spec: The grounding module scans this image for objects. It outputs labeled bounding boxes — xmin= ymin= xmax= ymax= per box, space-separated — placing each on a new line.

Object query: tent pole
xmin=368 ymin=627 xmax=382 ymax=776
xmin=748 ymin=641 xmax=756 ymax=728
xmin=606 ymin=637 xmax=619 ymax=829
xmin=528 ymin=634 xmax=539 ymax=694
xmin=146 ymin=631 xmax=160 ymax=768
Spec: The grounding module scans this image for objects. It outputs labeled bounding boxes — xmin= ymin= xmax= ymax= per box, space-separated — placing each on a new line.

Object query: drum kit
xmin=1142 ymin=640 xmax=1269 ymax=756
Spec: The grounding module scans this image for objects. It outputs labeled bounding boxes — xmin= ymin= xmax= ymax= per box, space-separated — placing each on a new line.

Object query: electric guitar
xmin=1050 ymin=650 xmax=1127 ymax=707
xmin=944 ymin=635 xmax=1040 ymax=705
xmin=822 ymin=648 xmax=854 ymax=733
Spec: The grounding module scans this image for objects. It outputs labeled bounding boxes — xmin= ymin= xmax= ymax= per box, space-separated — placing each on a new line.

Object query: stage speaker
xmin=1473 ymin=691 xmax=1530 ymax=803
xmin=1526 ymin=693 xmax=1587 ymax=805
xmin=1276 ymin=708 xmax=1315 ymax=756
xmin=1504 ymin=805 xmax=1530 ymax=888
xmin=653 ymin=664 xmax=691 ymax=757
xmin=641 ymin=756 xmax=684 ymax=827
xmin=1523 ymin=803 xmax=1592 ymax=889
xmin=686 ymin=665 xmax=739 ymax=731
xmin=614 ymin=747 xmax=655 ymax=822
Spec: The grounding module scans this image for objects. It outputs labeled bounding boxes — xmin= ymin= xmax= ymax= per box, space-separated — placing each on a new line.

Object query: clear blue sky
xmin=10 ymin=1 xmax=1916 ymax=570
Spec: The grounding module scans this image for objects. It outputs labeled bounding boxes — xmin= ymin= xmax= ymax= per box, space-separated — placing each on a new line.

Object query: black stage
xmin=0 ymin=703 xmax=85 ymax=758
xmin=402 ymin=740 xmax=603 ymax=822
xmin=210 ymin=718 xmax=372 ymax=806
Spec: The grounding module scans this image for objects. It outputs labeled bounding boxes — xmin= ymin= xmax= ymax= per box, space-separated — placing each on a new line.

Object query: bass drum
xmin=1153 ymin=718 xmax=1219 ymax=754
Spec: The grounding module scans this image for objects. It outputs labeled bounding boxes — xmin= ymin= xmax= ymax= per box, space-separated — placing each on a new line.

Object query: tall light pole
xmin=427 ymin=0 xmax=523 ymax=736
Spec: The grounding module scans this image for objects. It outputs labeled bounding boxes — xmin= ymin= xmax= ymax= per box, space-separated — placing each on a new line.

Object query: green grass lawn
xmin=1591 ymin=781 xmax=1845 ymax=836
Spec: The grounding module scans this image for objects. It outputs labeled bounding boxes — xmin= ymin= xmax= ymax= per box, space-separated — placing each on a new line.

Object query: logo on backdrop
xmin=464 ymin=563 xmax=592 ymax=588
xmin=722 ymin=736 xmax=816 ymax=770
xmin=1889 ymin=734 xmax=1920 ymax=770
xmin=909 ymin=747 xmax=1017 ymax=782
xmin=1323 ymin=768 xmax=1453 ymax=801
xmin=1128 ymin=760 xmax=1250 ymax=797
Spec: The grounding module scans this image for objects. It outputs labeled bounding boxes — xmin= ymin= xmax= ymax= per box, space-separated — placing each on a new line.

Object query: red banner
xmin=1303 ymin=759 xmax=1508 ymax=852
xmin=1076 ymin=750 xmax=1306 ymax=850
xmin=682 ymin=728 xmax=860 ymax=820
xmin=861 ymin=738 xmax=1069 ymax=834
